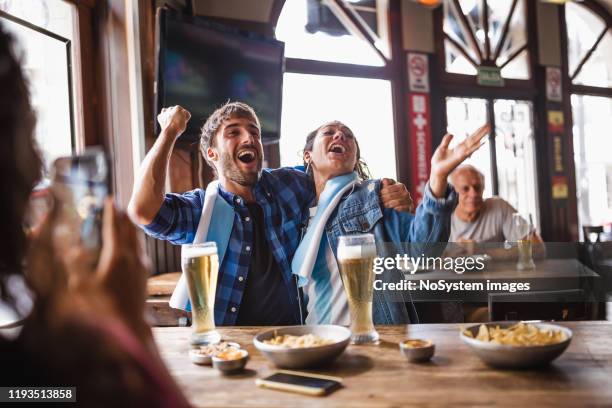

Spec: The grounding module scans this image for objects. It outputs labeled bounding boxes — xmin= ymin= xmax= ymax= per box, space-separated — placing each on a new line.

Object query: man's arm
xmin=127 ymin=106 xmax=191 ymax=225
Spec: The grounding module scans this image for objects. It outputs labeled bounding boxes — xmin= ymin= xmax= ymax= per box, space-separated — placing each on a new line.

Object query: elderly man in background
xmin=449 ymin=165 xmax=544 ymax=255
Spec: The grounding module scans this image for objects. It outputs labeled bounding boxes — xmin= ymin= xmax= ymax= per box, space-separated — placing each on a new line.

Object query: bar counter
xmin=154 ymin=322 xmax=612 ymax=407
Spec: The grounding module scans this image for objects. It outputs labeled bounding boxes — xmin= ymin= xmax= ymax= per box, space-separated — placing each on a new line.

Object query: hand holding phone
xmin=50 ymin=148 xmax=108 ymax=264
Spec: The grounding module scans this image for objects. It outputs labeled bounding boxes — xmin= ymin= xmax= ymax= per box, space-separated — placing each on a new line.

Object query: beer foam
xmin=182 ymin=245 xmax=217 ymax=259
xmin=337 ymin=244 xmax=376 ymax=260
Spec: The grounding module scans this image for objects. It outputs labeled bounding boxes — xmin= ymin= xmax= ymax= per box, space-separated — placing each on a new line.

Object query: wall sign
xmin=477 ymin=66 xmax=504 ymax=87
xmin=408 ymin=53 xmax=430 ymax=93
xmin=546 ymin=67 xmax=562 ymax=102
xmin=552 ymin=176 xmax=569 ymax=199
xmin=547 ymin=110 xmax=567 ymax=200
xmin=408 ymin=93 xmax=432 ymax=203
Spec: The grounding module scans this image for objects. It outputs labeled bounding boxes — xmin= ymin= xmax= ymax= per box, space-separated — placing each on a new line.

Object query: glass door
xmin=445 ymin=96 xmax=539 ymax=229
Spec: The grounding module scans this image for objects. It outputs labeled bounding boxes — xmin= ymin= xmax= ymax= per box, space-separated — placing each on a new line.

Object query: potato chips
xmin=263 ymin=333 xmax=334 ymax=348
xmin=462 ymin=322 xmax=567 ymax=346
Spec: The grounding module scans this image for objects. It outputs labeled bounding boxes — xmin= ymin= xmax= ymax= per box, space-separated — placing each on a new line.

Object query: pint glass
xmin=337 ymin=233 xmax=379 ymax=344
xmin=513 ymin=213 xmax=535 ymax=270
xmin=182 ymin=242 xmax=220 ymax=345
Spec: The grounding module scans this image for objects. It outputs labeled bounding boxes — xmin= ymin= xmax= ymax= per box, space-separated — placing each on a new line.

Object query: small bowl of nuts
xmin=188 ymin=342 xmax=241 ymax=365
xmin=399 ymin=339 xmax=435 ymax=363
xmin=211 ymin=348 xmax=249 ymax=374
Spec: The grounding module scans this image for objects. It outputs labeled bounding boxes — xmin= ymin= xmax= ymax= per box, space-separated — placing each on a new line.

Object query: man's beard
xmin=220 ymin=150 xmax=262 ymax=187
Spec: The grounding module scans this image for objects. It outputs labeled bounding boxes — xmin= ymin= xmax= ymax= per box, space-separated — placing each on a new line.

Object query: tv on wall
xmin=155 ymin=9 xmax=284 ymax=143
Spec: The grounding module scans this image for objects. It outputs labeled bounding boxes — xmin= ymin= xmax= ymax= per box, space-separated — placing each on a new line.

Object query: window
xmin=0 ymin=0 xmax=78 ymax=171
xmin=566 ymin=2 xmax=612 ymax=88
xmin=438 ymin=0 xmax=539 ymax=229
xmin=493 ymin=99 xmax=538 ymax=226
xmin=276 ymin=0 xmax=384 ymax=66
xmin=279 ymin=73 xmax=396 ymax=179
xmin=445 ymin=97 xmax=539 ymax=228
xmin=276 ymin=0 xmax=398 ymax=179
xmin=445 ymin=97 xmax=492 ymax=195
xmin=572 ymin=96 xmax=612 ymax=229
xmin=442 ymin=0 xmax=530 ymax=80
xmin=566 ymin=3 xmax=612 ymax=234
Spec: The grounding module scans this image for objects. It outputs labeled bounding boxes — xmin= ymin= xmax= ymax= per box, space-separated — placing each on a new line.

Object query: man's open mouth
xmin=237 ymin=149 xmax=257 ymax=164
xmin=328 ymin=144 xmax=346 ymax=154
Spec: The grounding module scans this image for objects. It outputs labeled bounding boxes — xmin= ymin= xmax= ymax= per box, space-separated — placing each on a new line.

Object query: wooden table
xmin=154 ymin=322 xmax=612 ymax=407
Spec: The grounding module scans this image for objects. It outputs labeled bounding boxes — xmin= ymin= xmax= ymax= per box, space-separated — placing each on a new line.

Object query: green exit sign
xmin=477 ymin=66 xmax=504 ymax=87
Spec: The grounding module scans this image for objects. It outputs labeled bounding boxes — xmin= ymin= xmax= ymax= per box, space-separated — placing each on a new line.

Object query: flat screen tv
xmin=155 ymin=9 xmax=284 ymax=143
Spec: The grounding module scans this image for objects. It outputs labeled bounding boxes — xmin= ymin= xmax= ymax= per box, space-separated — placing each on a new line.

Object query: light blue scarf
xmin=291 ymin=172 xmax=358 ymax=287
xmin=169 ymin=181 xmax=235 ymax=311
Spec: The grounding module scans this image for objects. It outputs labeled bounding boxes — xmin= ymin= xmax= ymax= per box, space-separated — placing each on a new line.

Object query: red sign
xmin=408 ymin=93 xmax=432 ymax=204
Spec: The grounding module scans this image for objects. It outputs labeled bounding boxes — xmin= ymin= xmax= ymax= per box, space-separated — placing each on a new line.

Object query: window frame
xmin=0 ymin=8 xmax=77 ymax=154
xmin=278 ymin=0 xmax=410 ymax=184
xmin=564 ymin=0 xmax=612 ymax=98
xmin=561 ymin=0 xmax=612 ymax=238
xmin=434 ymin=0 xmax=537 ymax=90
xmin=431 ymin=0 xmax=540 ymax=197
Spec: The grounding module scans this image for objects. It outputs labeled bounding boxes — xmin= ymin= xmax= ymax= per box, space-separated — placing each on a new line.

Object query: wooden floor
xmin=154 ymin=321 xmax=612 ymax=407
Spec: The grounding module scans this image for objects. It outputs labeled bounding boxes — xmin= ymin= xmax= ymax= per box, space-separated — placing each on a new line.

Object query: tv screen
xmin=156 ymin=9 xmax=284 ymax=143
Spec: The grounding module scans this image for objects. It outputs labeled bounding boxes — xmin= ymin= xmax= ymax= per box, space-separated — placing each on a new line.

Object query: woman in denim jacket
xmin=293 ymin=121 xmax=489 ymax=325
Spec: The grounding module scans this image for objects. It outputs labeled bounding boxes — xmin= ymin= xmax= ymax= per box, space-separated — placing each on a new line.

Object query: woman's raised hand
xmin=429 ymin=124 xmax=490 ymax=197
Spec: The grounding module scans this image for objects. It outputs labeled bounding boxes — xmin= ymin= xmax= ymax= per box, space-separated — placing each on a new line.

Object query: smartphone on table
xmin=255 ymin=370 xmax=342 ymax=396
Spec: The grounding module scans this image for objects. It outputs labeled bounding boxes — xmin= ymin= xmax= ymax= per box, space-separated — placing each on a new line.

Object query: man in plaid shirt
xmin=128 ymin=102 xmax=412 ymax=326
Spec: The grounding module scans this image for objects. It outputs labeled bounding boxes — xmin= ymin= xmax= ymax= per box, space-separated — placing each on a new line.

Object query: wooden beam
xmin=64 ymin=0 xmax=96 ymax=8
xmin=571 ymin=84 xmax=612 ymax=97
xmin=444 ymin=33 xmax=479 ymax=67
xmin=269 ymin=0 xmax=286 ymax=29
xmin=323 ymin=0 xmax=389 ymax=62
xmin=450 ymin=0 xmax=483 ymax=63
xmin=481 ymin=0 xmax=491 ymax=61
xmin=570 ymin=27 xmax=609 ymax=81
xmin=492 ymin=0 xmax=518 ymax=62
xmin=376 ymin=0 xmax=392 ymax=60
xmin=285 ymin=57 xmax=391 ymax=79
xmin=498 ymin=43 xmax=527 ymax=69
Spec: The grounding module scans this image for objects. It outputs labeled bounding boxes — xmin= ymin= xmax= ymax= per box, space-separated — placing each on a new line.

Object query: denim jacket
xmin=324 ymin=179 xmax=458 ymax=324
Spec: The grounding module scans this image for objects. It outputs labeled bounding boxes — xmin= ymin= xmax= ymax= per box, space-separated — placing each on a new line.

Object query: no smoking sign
xmin=408 ymin=53 xmax=429 ymax=93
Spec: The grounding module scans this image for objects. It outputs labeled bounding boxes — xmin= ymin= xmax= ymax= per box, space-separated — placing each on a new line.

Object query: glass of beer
xmin=513 ymin=213 xmax=535 ymax=270
xmin=182 ymin=242 xmax=220 ymax=345
xmin=337 ymin=233 xmax=379 ymax=344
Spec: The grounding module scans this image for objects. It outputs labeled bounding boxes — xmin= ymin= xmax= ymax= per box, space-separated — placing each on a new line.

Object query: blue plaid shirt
xmin=142 ymin=167 xmax=314 ymax=325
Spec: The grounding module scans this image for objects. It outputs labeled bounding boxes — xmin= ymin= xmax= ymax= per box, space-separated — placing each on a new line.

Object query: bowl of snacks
xmin=211 ymin=348 xmax=249 ymax=374
xmin=460 ymin=322 xmax=572 ymax=369
xmin=254 ymin=325 xmax=351 ymax=369
xmin=399 ymin=339 xmax=435 ymax=363
xmin=188 ymin=342 xmax=241 ymax=365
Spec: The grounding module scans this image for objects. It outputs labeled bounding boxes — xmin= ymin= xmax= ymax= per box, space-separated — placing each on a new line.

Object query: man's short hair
xmin=199 ymin=101 xmax=260 ymax=169
xmin=450 ymin=164 xmax=485 ymax=186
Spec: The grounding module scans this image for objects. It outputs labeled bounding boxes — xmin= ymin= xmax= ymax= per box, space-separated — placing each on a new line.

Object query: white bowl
xmin=460 ymin=322 xmax=572 ymax=369
xmin=254 ymin=325 xmax=351 ymax=369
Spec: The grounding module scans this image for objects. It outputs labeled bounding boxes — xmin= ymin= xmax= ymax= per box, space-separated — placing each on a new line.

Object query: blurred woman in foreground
xmin=292 ymin=121 xmax=489 ymax=325
xmin=0 ymin=25 xmax=189 ymax=407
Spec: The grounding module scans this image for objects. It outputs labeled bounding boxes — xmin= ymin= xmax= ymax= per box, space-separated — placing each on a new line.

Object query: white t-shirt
xmin=304 ymin=206 xmax=350 ymax=325
xmin=450 ymin=197 xmax=521 ymax=242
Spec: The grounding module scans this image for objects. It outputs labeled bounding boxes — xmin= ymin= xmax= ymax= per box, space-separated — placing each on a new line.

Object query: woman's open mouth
xmin=328 ymin=144 xmax=346 ymax=154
